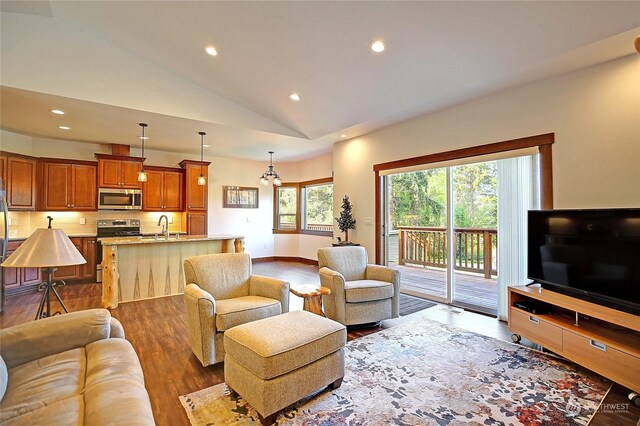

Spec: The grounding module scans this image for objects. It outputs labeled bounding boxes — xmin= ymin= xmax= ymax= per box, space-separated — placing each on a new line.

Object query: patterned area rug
xmin=180 ymin=318 xmax=610 ymax=425
xmin=399 ymin=293 xmax=438 ymax=316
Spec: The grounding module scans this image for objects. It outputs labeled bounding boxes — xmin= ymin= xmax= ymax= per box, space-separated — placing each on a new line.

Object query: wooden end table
xmin=290 ymin=285 xmax=331 ymax=317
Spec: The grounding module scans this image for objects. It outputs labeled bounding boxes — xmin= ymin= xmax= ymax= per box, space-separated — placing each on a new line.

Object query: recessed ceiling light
xmin=58 ymin=125 xmax=71 ymax=130
xmin=289 ymin=93 xmax=301 ymax=101
xmin=205 ymin=46 xmax=218 ymax=56
xmin=50 ymin=109 xmax=65 ymax=115
xmin=341 ymin=134 xmax=347 ymax=138
xmin=370 ymin=40 xmax=386 ymax=53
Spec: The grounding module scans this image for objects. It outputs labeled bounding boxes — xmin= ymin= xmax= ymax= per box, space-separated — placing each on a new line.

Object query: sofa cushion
xmin=0 ymin=347 xmax=85 ymax=423
xmin=317 ymin=247 xmax=368 ymax=281
xmin=224 ymin=310 xmax=346 ymax=380
xmin=0 ymin=355 xmax=7 ymax=402
xmin=345 ymin=280 xmax=394 ymax=303
xmin=216 ymin=296 xmax=281 ymax=332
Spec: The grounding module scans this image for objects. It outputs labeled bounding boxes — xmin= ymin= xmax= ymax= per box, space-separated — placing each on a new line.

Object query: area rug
xmin=399 ymin=293 xmax=438 ymax=316
xmin=180 ymin=318 xmax=610 ymax=425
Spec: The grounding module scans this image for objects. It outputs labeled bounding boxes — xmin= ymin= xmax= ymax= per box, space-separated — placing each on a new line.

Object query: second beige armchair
xmin=183 ymin=253 xmax=290 ymax=366
xmin=318 ymin=246 xmax=400 ymax=326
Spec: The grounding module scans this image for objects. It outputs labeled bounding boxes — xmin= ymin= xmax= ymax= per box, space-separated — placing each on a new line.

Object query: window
xmin=273 ymin=178 xmax=333 ymax=236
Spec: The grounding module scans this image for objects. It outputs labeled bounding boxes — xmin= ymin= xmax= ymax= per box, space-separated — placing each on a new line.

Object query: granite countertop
xmin=98 ymin=234 xmax=244 ymax=246
xmin=9 ymin=233 xmax=97 ymax=241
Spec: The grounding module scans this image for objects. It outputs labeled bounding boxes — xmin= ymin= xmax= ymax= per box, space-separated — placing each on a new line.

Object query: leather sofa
xmin=0 ymin=309 xmax=155 ymax=425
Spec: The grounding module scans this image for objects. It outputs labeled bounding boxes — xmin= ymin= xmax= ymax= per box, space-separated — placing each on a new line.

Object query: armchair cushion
xmin=215 ymin=296 xmax=282 ymax=332
xmin=184 ymin=253 xmax=251 ymax=300
xmin=345 ymin=280 xmax=395 ymax=303
xmin=317 ymin=247 xmax=367 ymax=281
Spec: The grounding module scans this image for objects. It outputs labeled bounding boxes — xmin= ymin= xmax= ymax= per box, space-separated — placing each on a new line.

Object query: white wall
xmin=333 ymin=55 xmax=640 ymax=260
xmin=273 ymin=153 xmax=334 ymax=260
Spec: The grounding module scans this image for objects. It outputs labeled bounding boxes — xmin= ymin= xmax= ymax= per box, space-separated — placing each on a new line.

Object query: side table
xmin=290 ymin=285 xmax=332 ymax=317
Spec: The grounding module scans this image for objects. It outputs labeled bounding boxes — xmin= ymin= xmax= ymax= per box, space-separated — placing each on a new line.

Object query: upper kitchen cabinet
xmin=96 ymin=154 xmax=143 ymax=189
xmin=142 ymin=167 xmax=183 ymax=211
xmin=1 ymin=152 xmax=37 ymax=211
xmin=179 ymin=160 xmax=210 ymax=211
xmin=40 ymin=159 xmax=97 ymax=211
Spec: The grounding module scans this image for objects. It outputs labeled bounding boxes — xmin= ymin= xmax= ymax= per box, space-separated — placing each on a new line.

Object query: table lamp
xmin=1 ymin=217 xmax=85 ymax=320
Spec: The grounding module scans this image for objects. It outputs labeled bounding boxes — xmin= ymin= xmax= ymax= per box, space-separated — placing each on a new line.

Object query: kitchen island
xmin=100 ymin=234 xmax=244 ymax=308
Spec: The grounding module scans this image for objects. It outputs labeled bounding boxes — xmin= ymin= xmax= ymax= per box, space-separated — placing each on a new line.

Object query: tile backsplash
xmin=8 ymin=211 xmax=183 ymax=239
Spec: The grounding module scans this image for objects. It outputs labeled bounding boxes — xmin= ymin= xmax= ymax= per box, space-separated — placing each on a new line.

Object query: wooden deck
xmin=391 ymin=263 xmax=498 ymax=314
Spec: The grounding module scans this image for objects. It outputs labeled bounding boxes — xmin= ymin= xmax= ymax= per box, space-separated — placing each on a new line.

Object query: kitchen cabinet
xmin=2 ymin=240 xmax=42 ymax=295
xmin=40 ymin=160 xmax=97 ymax=211
xmin=142 ymin=167 xmax=183 ymax=211
xmin=96 ymin=155 xmax=143 ymax=189
xmin=2 ymin=154 xmax=37 ymax=211
xmin=0 ymin=156 xmax=6 ymax=187
xmin=53 ymin=237 xmax=97 ymax=282
xmin=186 ymin=212 xmax=207 ymax=236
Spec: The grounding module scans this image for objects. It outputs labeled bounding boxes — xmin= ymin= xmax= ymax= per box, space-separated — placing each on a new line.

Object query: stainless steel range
xmin=96 ymin=219 xmax=141 ymax=282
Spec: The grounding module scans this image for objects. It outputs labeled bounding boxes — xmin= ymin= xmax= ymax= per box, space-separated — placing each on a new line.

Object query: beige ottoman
xmin=224 ymin=310 xmax=346 ymax=425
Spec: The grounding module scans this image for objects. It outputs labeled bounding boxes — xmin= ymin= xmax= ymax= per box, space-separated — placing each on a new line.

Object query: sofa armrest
xmin=183 ymin=283 xmax=217 ymax=366
xmin=366 ymin=264 xmax=401 ymax=318
xmin=0 ymin=309 xmax=114 ymax=369
xmin=319 ymin=267 xmax=347 ymax=324
xmin=110 ymin=317 xmax=125 ymax=339
xmin=249 ymin=275 xmax=290 ymax=313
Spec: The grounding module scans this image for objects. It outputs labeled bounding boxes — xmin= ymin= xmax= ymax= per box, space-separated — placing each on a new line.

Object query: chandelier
xmin=259 ymin=151 xmax=282 ymax=186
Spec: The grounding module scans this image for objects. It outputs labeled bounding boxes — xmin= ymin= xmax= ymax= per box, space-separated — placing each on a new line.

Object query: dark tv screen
xmin=527 ymin=209 xmax=640 ymax=315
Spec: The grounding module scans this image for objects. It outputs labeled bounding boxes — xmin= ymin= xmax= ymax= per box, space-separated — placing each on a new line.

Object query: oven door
xmin=98 ymin=189 xmax=142 ymax=210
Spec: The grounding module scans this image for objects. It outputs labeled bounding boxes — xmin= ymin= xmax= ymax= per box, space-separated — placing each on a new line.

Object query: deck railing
xmin=398 ymin=226 xmax=497 ymax=278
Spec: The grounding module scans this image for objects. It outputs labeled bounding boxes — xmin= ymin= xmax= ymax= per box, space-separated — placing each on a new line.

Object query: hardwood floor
xmin=1 ymin=262 xmax=637 ymax=425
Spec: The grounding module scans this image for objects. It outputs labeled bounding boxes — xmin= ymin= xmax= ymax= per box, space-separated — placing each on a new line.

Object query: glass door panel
xmin=452 ymin=161 xmax=498 ymax=314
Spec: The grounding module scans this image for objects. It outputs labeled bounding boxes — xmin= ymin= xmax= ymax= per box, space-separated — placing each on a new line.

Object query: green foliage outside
xmin=305 ymin=184 xmax=333 ymax=225
xmin=278 ymin=187 xmax=297 ymax=227
xmin=389 ymin=161 xmax=497 ymax=230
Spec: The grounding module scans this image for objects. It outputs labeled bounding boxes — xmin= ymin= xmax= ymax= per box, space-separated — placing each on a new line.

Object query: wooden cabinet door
xmin=71 ymin=164 xmax=97 ymax=210
xmin=187 ymin=212 xmax=207 ymax=235
xmin=142 ymin=169 xmax=164 ymax=210
xmin=42 ymin=162 xmax=71 ymax=210
xmin=120 ymin=160 xmax=142 ymax=188
xmin=0 ymin=156 xmax=6 ymax=188
xmin=81 ymin=238 xmax=97 ymax=280
xmin=185 ymin=164 xmax=207 ymax=211
xmin=2 ymin=249 xmax=20 ymax=289
xmin=99 ymin=159 xmax=122 ymax=188
xmin=53 ymin=238 xmax=82 ymax=280
xmin=21 ymin=267 xmax=42 ymax=287
xmin=163 ymin=171 xmax=183 ymax=211
xmin=7 ymin=156 xmax=36 ymax=210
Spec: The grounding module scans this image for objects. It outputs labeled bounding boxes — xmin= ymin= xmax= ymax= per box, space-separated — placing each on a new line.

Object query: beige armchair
xmin=318 ymin=246 xmax=400 ymax=326
xmin=183 ymin=253 xmax=290 ymax=366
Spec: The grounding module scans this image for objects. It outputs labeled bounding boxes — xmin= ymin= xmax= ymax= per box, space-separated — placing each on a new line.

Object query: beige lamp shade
xmin=1 ymin=228 xmax=86 ymax=268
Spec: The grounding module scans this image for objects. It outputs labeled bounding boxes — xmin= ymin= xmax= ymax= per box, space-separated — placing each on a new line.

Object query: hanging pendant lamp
xmin=137 ymin=123 xmax=148 ymax=182
xmin=197 ymin=132 xmax=206 ymax=186
xmin=259 ymin=151 xmax=282 ymax=186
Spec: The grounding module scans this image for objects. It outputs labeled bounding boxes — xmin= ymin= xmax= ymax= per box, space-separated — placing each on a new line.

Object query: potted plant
xmin=335 ymin=195 xmax=356 ymax=245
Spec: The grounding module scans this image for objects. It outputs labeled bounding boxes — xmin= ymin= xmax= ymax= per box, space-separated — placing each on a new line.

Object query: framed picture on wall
xmin=223 ymin=186 xmax=259 ymax=208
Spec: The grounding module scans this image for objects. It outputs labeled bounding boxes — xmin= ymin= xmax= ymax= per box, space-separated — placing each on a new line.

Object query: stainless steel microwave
xmin=98 ymin=188 xmax=142 ymax=210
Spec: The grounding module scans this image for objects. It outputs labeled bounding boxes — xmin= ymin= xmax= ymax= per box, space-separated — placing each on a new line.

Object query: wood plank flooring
xmin=1 ymin=261 xmax=637 ymax=426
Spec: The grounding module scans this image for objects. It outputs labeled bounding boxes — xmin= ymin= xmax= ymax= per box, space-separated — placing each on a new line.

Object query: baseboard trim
xmin=252 ymin=256 xmax=318 ymax=266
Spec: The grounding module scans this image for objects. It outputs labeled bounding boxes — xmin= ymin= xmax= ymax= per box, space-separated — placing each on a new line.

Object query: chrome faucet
xmin=157 ymin=215 xmax=169 ymax=239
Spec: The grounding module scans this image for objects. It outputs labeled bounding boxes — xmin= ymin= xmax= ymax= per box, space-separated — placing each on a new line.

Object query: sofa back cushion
xmin=317 ymin=247 xmax=367 ymax=281
xmin=0 ymin=355 xmax=7 ymax=402
xmin=184 ymin=253 xmax=251 ymax=300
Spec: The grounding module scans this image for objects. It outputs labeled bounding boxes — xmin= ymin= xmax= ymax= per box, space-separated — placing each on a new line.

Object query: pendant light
xmin=137 ymin=123 xmax=148 ymax=182
xmin=197 ymin=131 xmax=206 ymax=186
xmin=259 ymin=151 xmax=282 ymax=186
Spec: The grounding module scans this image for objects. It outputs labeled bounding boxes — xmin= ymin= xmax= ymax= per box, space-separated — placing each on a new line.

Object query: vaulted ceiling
xmin=1 ymin=1 xmax=639 ymax=160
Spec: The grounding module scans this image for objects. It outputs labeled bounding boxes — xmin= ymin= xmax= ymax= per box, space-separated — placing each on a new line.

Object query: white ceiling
xmin=1 ymin=1 xmax=639 ymax=160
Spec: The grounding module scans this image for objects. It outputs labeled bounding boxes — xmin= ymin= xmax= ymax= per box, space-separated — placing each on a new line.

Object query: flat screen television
xmin=528 ymin=208 xmax=640 ymax=316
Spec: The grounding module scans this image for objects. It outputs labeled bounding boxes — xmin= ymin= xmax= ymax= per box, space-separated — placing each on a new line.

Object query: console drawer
xmin=563 ymin=330 xmax=640 ymax=391
xmin=510 ymin=307 xmax=563 ymax=353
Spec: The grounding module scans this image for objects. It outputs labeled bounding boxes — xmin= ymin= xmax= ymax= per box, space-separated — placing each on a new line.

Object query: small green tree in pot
xmin=335 ymin=195 xmax=356 ymax=244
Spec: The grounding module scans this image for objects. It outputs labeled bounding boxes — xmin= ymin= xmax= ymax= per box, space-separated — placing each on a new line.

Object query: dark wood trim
xmin=111 ymin=144 xmax=130 ymax=157
xmin=37 ymin=157 xmax=98 ymax=166
xmin=273 ymin=182 xmax=301 ymax=232
xmin=299 ymin=230 xmax=333 ymax=237
xmin=94 ymin=153 xmax=144 ymax=162
xmin=299 ymin=176 xmax=333 ymax=187
xmin=0 ymin=151 xmax=38 ymax=160
xmin=373 ymin=133 xmax=555 ymax=264
xmin=252 ymin=256 xmax=318 ymax=266
xmin=178 ymin=159 xmax=211 ymax=168
xmin=373 ymin=133 xmax=554 ymax=172
xmin=375 ymin=170 xmax=381 ymax=264
xmin=538 ymin=144 xmax=554 ymax=209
